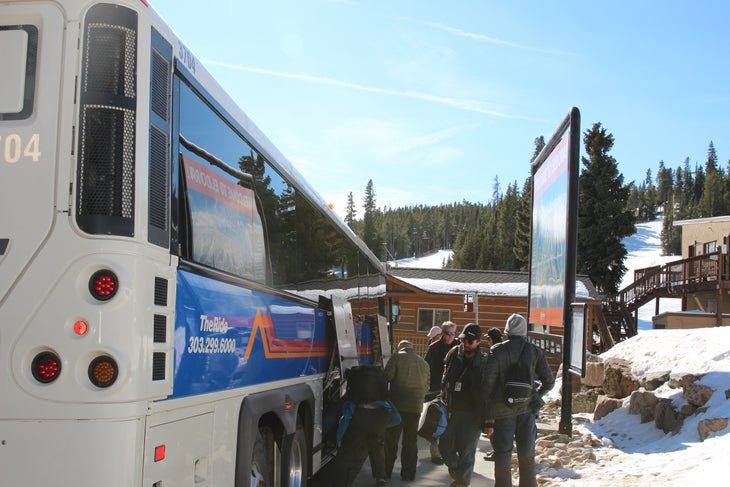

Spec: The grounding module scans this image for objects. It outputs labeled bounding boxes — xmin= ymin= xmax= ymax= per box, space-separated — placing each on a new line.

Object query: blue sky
xmin=150 ymin=0 xmax=730 ymax=217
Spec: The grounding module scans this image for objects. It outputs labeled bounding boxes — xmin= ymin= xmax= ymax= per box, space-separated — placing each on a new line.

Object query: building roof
xmin=388 ymin=267 xmax=601 ymax=300
xmin=674 ymin=215 xmax=730 ymax=226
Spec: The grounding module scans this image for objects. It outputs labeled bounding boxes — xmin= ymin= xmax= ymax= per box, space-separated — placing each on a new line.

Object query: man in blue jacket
xmin=482 ymin=314 xmax=555 ymax=487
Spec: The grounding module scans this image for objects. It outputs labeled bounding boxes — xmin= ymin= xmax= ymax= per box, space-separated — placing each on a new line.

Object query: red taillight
xmin=89 ymin=270 xmax=118 ymax=301
xmin=32 ymin=351 xmax=62 ymax=383
xmin=74 ymin=320 xmax=89 ymax=336
xmin=154 ymin=445 xmax=166 ymax=462
xmin=88 ymin=355 xmax=118 ymax=388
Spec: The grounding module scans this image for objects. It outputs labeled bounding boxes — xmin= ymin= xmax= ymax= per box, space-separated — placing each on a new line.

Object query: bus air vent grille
xmin=152 ymin=352 xmax=166 ymax=381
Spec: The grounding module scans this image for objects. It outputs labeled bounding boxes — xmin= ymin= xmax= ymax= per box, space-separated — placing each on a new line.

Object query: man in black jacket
xmin=482 ymin=314 xmax=555 ymax=487
xmin=439 ymin=323 xmax=487 ymax=487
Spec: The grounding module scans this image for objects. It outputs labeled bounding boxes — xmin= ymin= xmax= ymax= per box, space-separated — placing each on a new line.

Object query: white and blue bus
xmin=0 ymin=1 xmax=389 ymax=485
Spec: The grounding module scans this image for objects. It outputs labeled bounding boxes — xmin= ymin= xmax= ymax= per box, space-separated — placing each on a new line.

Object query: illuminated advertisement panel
xmin=528 ymin=108 xmax=580 ymax=330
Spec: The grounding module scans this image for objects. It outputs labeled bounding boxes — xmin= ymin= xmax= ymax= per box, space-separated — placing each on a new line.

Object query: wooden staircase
xmin=594 ymin=250 xmax=730 ymax=352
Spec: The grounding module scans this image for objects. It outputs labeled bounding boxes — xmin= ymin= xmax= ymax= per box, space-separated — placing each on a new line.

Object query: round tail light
xmin=32 ymin=351 xmax=62 ymax=383
xmin=88 ymin=355 xmax=118 ymax=387
xmin=89 ymin=270 xmax=118 ymax=301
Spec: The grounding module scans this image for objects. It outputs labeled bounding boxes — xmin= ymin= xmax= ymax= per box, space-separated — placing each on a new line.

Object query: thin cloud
xmin=409 ymin=19 xmax=573 ymax=57
xmin=203 ymin=59 xmax=531 ymax=120
xmin=324 ymin=117 xmax=471 ymax=160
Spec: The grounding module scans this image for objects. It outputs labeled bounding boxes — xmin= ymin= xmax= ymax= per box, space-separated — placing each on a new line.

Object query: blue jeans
xmin=438 ymin=410 xmax=481 ymax=485
xmin=492 ymin=412 xmax=537 ymax=487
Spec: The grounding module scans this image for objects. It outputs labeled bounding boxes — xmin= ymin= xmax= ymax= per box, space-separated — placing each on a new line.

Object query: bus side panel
xmin=0 ymin=3 xmax=63 ymax=305
xmin=143 ymin=412 xmax=214 ymax=486
xmin=172 ymin=269 xmax=329 ymax=398
xmin=0 ymin=418 xmax=144 ymax=486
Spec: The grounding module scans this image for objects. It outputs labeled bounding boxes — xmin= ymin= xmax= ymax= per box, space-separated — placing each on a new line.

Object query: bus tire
xmin=251 ymin=426 xmax=274 ymax=487
xmin=283 ymin=421 xmax=308 ymax=487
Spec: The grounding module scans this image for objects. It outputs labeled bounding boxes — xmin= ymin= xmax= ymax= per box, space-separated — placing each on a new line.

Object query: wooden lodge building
xmin=385 ymin=267 xmax=602 ymax=370
xmin=374 ymin=215 xmax=730 ymax=370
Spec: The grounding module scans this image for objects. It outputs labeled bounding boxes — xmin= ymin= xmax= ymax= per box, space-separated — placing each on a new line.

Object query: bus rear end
xmin=1 ymin=1 xmax=174 ymax=484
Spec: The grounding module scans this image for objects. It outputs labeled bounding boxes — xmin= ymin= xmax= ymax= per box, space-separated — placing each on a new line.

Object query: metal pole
xmin=474 ymin=291 xmax=479 ymax=325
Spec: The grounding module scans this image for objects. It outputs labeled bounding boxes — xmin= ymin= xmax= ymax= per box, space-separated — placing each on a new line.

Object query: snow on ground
xmin=387 ymin=249 xmax=454 ymax=269
xmin=551 ymin=327 xmax=730 ymax=486
xmin=557 ymin=219 xmax=729 ymax=485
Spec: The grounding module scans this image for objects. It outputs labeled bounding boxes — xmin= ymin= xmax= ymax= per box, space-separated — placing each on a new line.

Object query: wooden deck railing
xmin=609 ymin=251 xmax=729 ymax=310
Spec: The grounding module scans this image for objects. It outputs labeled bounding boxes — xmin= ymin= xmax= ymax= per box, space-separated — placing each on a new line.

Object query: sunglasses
xmin=445 ymin=331 xmax=457 ymax=336
xmin=463 ymin=338 xmax=479 ymax=344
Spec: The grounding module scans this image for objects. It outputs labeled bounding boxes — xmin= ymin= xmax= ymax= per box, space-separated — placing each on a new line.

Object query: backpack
xmin=417 ymin=397 xmax=448 ymax=440
xmin=346 ymin=365 xmax=388 ymax=404
xmin=503 ymin=342 xmax=533 ymax=407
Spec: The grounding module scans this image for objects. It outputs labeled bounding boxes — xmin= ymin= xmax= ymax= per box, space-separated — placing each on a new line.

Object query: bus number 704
xmin=1 ymin=133 xmax=41 ymax=163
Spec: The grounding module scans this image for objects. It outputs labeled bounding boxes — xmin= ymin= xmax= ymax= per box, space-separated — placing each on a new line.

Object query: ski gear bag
xmin=418 ymin=397 xmax=448 ymax=439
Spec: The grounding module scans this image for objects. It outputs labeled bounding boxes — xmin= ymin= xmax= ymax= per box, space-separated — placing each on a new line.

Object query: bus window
xmin=180 ymin=153 xmax=266 ymax=281
xmin=177 ymin=80 xmax=267 ymax=282
xmin=0 ymin=25 xmax=37 ymax=120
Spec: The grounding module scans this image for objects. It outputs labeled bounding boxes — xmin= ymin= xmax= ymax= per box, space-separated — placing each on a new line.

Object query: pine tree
xmin=362 ymin=180 xmax=381 ymax=257
xmin=656 ymin=160 xmax=673 ymax=214
xmin=642 ymin=169 xmax=658 ymax=221
xmin=577 ymin=123 xmax=636 ymax=295
xmin=661 ymin=207 xmax=681 ymax=255
xmin=345 ymin=191 xmax=357 ymax=226
xmin=514 ymin=136 xmax=544 ymax=270
xmin=699 ymin=141 xmax=726 ymax=216
xmin=513 ymin=176 xmax=532 ymax=270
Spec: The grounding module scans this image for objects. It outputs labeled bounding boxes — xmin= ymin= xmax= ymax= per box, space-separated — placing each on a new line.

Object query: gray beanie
xmin=505 ymin=313 xmax=527 ymax=336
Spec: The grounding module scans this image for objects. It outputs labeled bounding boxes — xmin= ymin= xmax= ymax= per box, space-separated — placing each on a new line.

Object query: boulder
xmin=698 ymin=418 xmax=729 ymax=442
xmin=582 ymin=360 xmax=605 ymax=388
xmin=680 ymin=404 xmax=697 ymax=417
xmin=593 ymin=395 xmax=623 ymax=421
xmin=603 ymin=358 xmax=639 ymax=398
xmin=572 ymin=388 xmax=601 ymax=413
xmin=641 ymin=371 xmax=670 ymax=391
xmin=654 ymin=398 xmax=683 ymax=434
xmin=628 ymin=390 xmax=658 ymax=423
xmin=683 ymin=382 xmax=714 ymax=407
xmin=667 ymin=372 xmax=702 ymax=389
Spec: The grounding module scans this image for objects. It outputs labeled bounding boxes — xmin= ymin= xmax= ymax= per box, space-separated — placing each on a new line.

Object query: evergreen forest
xmin=344 ymin=122 xmax=729 ymax=296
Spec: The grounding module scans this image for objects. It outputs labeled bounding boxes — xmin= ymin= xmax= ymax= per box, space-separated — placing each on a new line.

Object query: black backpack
xmin=503 ymin=342 xmax=533 ymax=407
xmin=346 ymin=365 xmax=388 ymax=404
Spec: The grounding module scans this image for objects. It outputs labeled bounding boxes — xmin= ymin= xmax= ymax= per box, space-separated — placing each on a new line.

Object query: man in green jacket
xmin=482 ymin=314 xmax=555 ymax=487
xmin=384 ymin=340 xmax=430 ymax=481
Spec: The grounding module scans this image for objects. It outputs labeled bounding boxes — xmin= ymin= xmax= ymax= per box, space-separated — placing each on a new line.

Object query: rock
xmin=654 ymin=398 xmax=683 ymax=434
xmin=582 ymin=360 xmax=605 ymax=388
xmin=680 ymin=404 xmax=697 ymax=417
xmin=628 ymin=390 xmax=658 ymax=423
xmin=572 ymin=389 xmax=601 ymax=413
xmin=603 ymin=358 xmax=639 ymax=398
xmin=593 ymin=395 xmax=623 ymax=420
xmin=640 ymin=370 xmax=670 ymax=391
xmin=668 ymin=372 xmax=703 ymax=389
xmin=684 ymin=382 xmax=715 ymax=407
xmin=698 ymin=418 xmax=729 ymax=441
